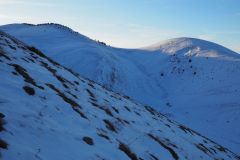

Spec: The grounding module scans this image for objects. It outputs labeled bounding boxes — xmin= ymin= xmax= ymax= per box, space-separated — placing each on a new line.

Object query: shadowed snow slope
xmin=1 ymin=30 xmax=240 ymax=160
xmin=1 ymin=23 xmax=240 ymax=154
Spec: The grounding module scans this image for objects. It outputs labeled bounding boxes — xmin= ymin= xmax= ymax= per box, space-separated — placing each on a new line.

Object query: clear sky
xmin=0 ymin=0 xmax=239 ymax=52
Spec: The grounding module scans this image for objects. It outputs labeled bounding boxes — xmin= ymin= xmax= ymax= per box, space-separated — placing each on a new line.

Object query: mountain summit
xmin=144 ymin=37 xmax=239 ymax=58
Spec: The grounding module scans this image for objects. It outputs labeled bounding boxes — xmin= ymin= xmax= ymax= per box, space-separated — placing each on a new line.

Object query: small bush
xmin=97 ymin=40 xmax=107 ymax=46
xmin=0 ymin=113 xmax=5 ymax=118
xmin=97 ymin=133 xmax=110 ymax=140
xmin=0 ymin=50 xmax=11 ymax=60
xmin=0 ymin=119 xmax=5 ymax=131
xmin=23 ymin=86 xmax=35 ymax=95
xmin=124 ymin=106 xmax=131 ymax=112
xmin=103 ymin=119 xmax=117 ymax=132
xmin=123 ymin=95 xmax=130 ymax=99
xmin=0 ymin=112 xmax=5 ymax=131
xmin=178 ymin=124 xmax=194 ymax=135
xmin=112 ymin=107 xmax=119 ymax=114
xmin=73 ymin=108 xmax=88 ymax=119
xmin=86 ymin=89 xmax=95 ymax=98
xmin=149 ymin=153 xmax=159 ymax=160
xmin=82 ymin=136 xmax=94 ymax=145
xmin=0 ymin=139 xmax=8 ymax=149
xmin=88 ymin=82 xmax=95 ymax=88
xmin=144 ymin=106 xmax=158 ymax=116
xmin=134 ymin=111 xmax=141 ymax=116
xmin=46 ymin=83 xmax=79 ymax=108
xmin=148 ymin=134 xmax=179 ymax=160
xmin=8 ymin=45 xmax=16 ymax=50
xmin=12 ymin=64 xmax=43 ymax=89
xmin=104 ymin=108 xmax=113 ymax=117
xmin=166 ymin=102 xmax=172 ymax=107
xmin=195 ymin=143 xmax=213 ymax=154
xmin=27 ymin=46 xmax=46 ymax=58
xmin=74 ymin=81 xmax=79 ymax=85
xmin=118 ymin=142 xmax=138 ymax=160
xmin=27 ymin=46 xmax=60 ymax=67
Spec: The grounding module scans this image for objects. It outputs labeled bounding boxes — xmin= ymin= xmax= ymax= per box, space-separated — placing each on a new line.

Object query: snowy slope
xmin=144 ymin=37 xmax=239 ymax=58
xmin=1 ymin=30 xmax=240 ymax=160
xmin=1 ymin=23 xmax=240 ymax=154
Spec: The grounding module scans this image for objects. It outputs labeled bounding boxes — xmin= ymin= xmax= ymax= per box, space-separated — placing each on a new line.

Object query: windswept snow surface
xmin=1 ymin=30 xmax=240 ymax=160
xmin=1 ymin=23 xmax=240 ymax=154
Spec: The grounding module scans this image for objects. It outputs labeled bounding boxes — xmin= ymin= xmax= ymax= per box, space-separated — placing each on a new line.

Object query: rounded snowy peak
xmin=144 ymin=37 xmax=239 ymax=58
xmin=0 ymin=23 xmax=94 ymax=43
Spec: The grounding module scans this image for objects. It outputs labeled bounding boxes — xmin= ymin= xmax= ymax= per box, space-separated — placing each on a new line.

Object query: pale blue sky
xmin=0 ymin=0 xmax=239 ymax=52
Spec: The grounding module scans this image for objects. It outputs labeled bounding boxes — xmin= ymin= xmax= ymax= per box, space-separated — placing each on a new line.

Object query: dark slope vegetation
xmin=0 ymin=30 xmax=239 ymax=159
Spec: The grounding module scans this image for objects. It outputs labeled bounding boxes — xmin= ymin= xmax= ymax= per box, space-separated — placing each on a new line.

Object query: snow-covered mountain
xmin=1 ymin=23 xmax=240 ymax=154
xmin=2 ymin=30 xmax=240 ymax=160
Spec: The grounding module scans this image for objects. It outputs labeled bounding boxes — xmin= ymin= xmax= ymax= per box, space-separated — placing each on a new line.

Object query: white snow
xmin=1 ymin=30 xmax=240 ymax=160
xmin=1 ymin=23 xmax=240 ymax=154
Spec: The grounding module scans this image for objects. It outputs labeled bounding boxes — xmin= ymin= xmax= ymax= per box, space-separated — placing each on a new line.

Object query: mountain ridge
xmin=1 ymin=30 xmax=240 ymax=159
xmin=1 ymin=23 xmax=240 ymax=154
